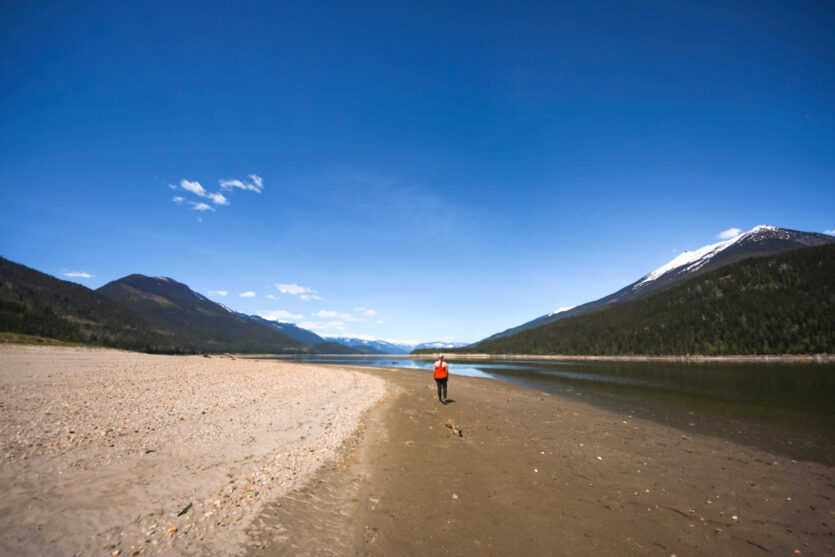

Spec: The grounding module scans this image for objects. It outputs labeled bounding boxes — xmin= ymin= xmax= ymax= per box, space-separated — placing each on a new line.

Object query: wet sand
xmin=247 ymin=365 xmax=835 ymax=556
xmin=0 ymin=346 xmax=386 ymax=556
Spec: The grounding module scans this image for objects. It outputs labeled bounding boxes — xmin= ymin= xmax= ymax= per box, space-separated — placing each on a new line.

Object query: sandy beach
xmin=0 ymin=346 xmax=386 ymax=556
xmin=2 ymin=346 xmax=834 ymax=556
xmin=247 ymin=365 xmax=835 ymax=556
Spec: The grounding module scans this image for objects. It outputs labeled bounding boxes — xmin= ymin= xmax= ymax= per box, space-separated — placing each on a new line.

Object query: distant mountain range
xmin=0 ymin=261 xmax=361 ymax=354
xmin=324 ymin=337 xmax=468 ymax=354
xmin=480 ymin=225 xmax=834 ymax=343
xmin=0 ymin=257 xmax=460 ymax=355
xmin=4 ymin=225 xmax=831 ymax=356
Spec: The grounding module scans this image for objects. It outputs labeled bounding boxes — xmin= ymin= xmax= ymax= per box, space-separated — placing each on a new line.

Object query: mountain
xmin=325 ymin=337 xmax=471 ymax=354
xmin=326 ymin=337 xmax=415 ymax=354
xmin=243 ymin=314 xmax=326 ymax=344
xmin=481 ymin=226 xmax=834 ymax=342
xmin=469 ymin=243 xmax=835 ymax=356
xmin=412 ymin=341 xmax=469 ymax=351
xmin=0 ymin=257 xmax=187 ymax=352
xmin=97 ymin=275 xmax=306 ymax=353
xmin=241 ymin=315 xmax=361 ymax=354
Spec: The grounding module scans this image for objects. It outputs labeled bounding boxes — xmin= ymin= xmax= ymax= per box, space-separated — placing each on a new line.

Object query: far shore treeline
xmin=414 ymin=244 xmax=835 ymax=357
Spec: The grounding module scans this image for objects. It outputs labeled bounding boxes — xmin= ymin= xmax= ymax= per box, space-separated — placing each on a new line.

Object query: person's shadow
xmin=444 ymin=399 xmax=456 ymax=404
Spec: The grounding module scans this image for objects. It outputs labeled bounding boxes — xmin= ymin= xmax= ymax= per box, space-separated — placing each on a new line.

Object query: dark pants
xmin=435 ymin=378 xmax=448 ymax=401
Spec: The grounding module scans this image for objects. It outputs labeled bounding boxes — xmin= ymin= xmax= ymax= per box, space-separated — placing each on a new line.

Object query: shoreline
xmin=410 ymin=352 xmax=835 ymax=363
xmin=248 ymin=364 xmax=835 ymax=556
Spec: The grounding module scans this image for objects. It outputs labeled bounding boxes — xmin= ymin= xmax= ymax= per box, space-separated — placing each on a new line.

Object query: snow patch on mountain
xmin=634 ymin=225 xmax=776 ymax=291
xmin=549 ymin=306 xmax=575 ymax=316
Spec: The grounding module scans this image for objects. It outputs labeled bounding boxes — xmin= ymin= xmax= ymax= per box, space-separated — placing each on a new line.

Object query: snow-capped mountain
xmin=326 ymin=337 xmax=416 ymax=354
xmin=412 ymin=341 xmax=469 ymax=350
xmin=481 ymin=225 xmax=834 ymax=342
xmin=326 ymin=338 xmax=471 ymax=354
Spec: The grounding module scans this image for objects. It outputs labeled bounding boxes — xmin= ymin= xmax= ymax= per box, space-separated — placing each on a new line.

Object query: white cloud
xmin=276 ymin=283 xmax=316 ymax=296
xmin=825 ymin=229 xmax=835 ymax=236
xmin=260 ymin=310 xmax=303 ymax=321
xmin=353 ymin=307 xmax=377 ymax=317
xmin=717 ymin=227 xmax=742 ymax=240
xmin=180 ymin=179 xmax=207 ymax=197
xmin=376 ymin=320 xmax=386 ymax=324
xmin=172 ymin=196 xmax=185 ymax=203
xmin=300 ymin=294 xmax=322 ymax=301
xmin=239 ymin=291 xmax=256 ymax=297
xmin=313 ymin=310 xmax=358 ymax=321
xmin=265 ymin=294 xmax=276 ymax=299
xmin=298 ymin=320 xmax=345 ymax=331
xmin=314 ymin=310 xmax=339 ymax=318
xmin=191 ymin=202 xmax=215 ymax=212
xmin=208 ymin=290 xmax=228 ymax=296
xmin=62 ymin=271 xmax=93 ymax=278
xmin=207 ymin=192 xmax=228 ymax=205
xmin=174 ymin=179 xmax=228 ymax=207
xmin=220 ymin=174 xmax=264 ymax=193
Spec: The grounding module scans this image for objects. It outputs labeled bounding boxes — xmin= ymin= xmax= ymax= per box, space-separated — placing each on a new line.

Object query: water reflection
xmin=256 ymin=354 xmax=835 ymax=465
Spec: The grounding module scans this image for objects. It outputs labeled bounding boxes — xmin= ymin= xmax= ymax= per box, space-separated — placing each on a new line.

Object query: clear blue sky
xmin=2 ymin=1 xmax=834 ymax=344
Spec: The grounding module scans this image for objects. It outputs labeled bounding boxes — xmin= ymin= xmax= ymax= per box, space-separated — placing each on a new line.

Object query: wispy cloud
xmin=299 ymin=320 xmax=345 ymax=331
xmin=207 ymin=192 xmax=229 ymax=205
xmin=169 ymin=175 xmax=260 ymax=216
xmin=260 ymin=310 xmax=303 ymax=321
xmin=62 ymin=271 xmax=93 ymax=278
xmin=276 ymin=283 xmax=319 ymax=299
xmin=239 ymin=291 xmax=256 ymax=298
xmin=220 ymin=174 xmax=264 ymax=193
xmin=208 ymin=290 xmax=228 ymax=296
xmin=180 ymin=179 xmax=207 ymax=197
xmin=717 ymin=227 xmax=742 ymax=240
xmin=177 ymin=180 xmax=228 ymax=206
xmin=265 ymin=294 xmax=276 ymax=299
xmin=314 ymin=310 xmax=339 ymax=318
xmin=825 ymin=229 xmax=835 ymax=236
xmin=314 ymin=310 xmax=358 ymax=321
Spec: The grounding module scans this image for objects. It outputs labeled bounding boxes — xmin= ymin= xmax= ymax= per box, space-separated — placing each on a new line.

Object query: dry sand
xmin=247 ymin=365 xmax=835 ymax=556
xmin=0 ymin=345 xmax=386 ymax=556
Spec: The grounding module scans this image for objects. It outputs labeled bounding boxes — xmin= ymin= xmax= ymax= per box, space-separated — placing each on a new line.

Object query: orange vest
xmin=434 ymin=361 xmax=448 ymax=379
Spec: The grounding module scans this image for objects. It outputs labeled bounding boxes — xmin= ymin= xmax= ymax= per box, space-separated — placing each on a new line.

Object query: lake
xmin=255 ymin=355 xmax=835 ymax=466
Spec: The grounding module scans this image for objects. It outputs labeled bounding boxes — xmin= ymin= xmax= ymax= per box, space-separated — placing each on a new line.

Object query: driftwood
xmin=444 ymin=420 xmax=463 ymax=437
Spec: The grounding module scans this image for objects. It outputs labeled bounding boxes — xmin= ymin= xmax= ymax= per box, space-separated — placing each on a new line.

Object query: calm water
xmin=256 ymin=355 xmax=835 ymax=465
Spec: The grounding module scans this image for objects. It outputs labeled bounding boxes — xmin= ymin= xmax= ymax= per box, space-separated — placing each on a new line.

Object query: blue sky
xmin=2 ymin=1 xmax=834 ymax=344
